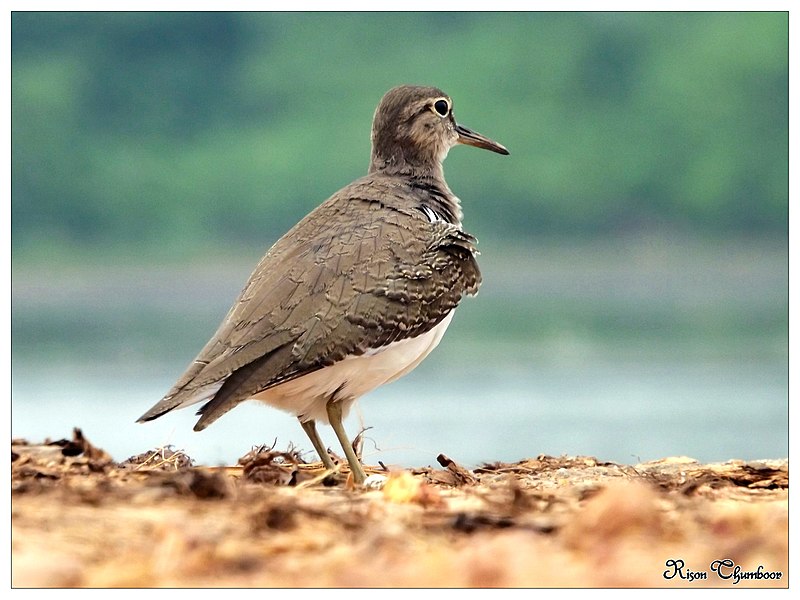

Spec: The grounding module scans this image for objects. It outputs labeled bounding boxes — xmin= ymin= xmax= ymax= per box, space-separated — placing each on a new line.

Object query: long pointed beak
xmin=455 ymin=123 xmax=509 ymax=155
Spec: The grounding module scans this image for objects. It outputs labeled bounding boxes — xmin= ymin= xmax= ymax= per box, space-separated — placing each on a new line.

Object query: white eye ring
xmin=432 ymin=98 xmax=450 ymax=117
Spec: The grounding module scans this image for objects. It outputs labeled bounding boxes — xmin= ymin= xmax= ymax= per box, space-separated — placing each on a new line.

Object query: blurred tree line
xmin=11 ymin=12 xmax=788 ymax=259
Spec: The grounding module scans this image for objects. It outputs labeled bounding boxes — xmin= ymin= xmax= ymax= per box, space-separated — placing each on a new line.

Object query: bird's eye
xmin=433 ymin=99 xmax=449 ymax=116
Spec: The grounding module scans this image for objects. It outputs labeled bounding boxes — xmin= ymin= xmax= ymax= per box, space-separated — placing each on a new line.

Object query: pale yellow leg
xmin=298 ymin=418 xmax=336 ymax=471
xmin=326 ymin=400 xmax=366 ymax=484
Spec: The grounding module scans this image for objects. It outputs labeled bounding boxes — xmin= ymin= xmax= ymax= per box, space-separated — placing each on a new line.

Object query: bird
xmin=138 ymin=85 xmax=509 ymax=484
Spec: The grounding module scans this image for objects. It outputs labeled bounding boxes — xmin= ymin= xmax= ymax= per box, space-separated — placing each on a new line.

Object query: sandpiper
xmin=138 ymin=85 xmax=509 ymax=483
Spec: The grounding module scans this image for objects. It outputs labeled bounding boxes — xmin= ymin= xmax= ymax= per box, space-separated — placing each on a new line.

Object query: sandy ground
xmin=11 ymin=429 xmax=788 ymax=588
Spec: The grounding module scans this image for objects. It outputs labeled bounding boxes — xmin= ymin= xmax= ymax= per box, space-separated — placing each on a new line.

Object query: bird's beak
xmin=455 ymin=123 xmax=509 ymax=155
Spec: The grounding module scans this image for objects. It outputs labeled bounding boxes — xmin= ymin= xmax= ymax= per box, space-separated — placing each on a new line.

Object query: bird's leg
xmin=326 ymin=399 xmax=367 ymax=484
xmin=298 ymin=418 xmax=337 ymax=471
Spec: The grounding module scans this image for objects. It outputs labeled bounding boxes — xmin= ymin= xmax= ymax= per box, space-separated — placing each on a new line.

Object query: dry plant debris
xmin=11 ymin=430 xmax=788 ymax=588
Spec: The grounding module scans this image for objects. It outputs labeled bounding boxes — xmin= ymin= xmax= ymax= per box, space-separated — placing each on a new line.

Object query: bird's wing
xmin=138 ymin=190 xmax=480 ymax=427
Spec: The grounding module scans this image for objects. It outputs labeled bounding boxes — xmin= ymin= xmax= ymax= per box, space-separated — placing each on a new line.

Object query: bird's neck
xmin=366 ymin=163 xmax=463 ymax=226
xmin=367 ymin=140 xmax=448 ymax=179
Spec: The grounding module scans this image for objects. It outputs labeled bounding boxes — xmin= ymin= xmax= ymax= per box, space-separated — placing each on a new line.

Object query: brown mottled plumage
xmin=138 ymin=85 xmax=508 ymax=483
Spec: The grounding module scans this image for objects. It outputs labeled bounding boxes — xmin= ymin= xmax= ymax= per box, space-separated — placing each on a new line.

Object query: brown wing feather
xmin=138 ymin=174 xmax=481 ymax=428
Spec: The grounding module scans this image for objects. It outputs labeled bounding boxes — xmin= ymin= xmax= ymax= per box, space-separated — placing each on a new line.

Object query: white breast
xmin=250 ymin=311 xmax=455 ymax=423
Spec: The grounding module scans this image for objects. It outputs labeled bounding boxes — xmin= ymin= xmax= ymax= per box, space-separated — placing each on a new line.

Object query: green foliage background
xmin=12 ymin=12 xmax=788 ymax=259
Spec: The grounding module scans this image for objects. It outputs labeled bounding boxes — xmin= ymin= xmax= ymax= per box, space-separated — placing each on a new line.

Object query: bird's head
xmin=369 ymin=85 xmax=509 ymax=176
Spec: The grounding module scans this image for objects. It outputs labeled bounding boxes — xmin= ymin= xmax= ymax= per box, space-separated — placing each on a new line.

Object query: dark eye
xmin=433 ymin=99 xmax=449 ymax=116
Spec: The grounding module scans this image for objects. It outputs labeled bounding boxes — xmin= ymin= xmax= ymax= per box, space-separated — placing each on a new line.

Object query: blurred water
xmin=11 ymin=237 xmax=788 ymax=466
xmin=10 ymin=354 xmax=787 ymax=468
